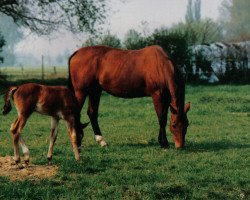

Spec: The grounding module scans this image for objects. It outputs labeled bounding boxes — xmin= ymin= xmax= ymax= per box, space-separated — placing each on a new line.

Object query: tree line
xmin=0 ymin=0 xmax=250 ymax=83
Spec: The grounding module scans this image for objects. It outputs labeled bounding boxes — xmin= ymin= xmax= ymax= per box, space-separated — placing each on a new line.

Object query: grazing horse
xmin=2 ymin=83 xmax=88 ymax=165
xmin=68 ymin=45 xmax=190 ymax=148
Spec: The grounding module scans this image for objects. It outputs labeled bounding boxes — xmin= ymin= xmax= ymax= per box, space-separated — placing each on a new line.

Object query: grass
xmin=0 ymin=84 xmax=249 ymax=199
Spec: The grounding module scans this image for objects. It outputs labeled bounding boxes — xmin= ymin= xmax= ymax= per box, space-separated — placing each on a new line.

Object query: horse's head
xmin=76 ymin=122 xmax=89 ymax=151
xmin=169 ymin=102 xmax=190 ymax=149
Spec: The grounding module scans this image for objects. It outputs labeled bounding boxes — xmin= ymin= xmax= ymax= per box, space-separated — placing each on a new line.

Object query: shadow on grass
xmin=186 ymin=140 xmax=250 ymax=152
xmin=110 ymin=139 xmax=250 ymax=153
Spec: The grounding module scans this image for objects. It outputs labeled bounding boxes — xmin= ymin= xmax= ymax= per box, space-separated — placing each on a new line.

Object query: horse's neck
xmin=169 ymin=81 xmax=185 ymax=114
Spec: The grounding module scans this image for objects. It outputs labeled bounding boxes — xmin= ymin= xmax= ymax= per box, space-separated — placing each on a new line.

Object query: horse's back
xmin=69 ymin=45 xmax=175 ymax=97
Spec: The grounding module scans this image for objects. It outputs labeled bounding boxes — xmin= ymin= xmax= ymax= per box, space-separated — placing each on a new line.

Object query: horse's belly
xmin=100 ymin=79 xmax=147 ymax=98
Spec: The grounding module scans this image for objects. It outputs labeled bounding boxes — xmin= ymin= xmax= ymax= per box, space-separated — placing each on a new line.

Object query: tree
xmin=0 ymin=15 xmax=23 ymax=66
xmin=220 ymin=0 xmax=250 ymax=41
xmin=185 ymin=0 xmax=201 ymax=23
xmin=0 ymin=0 xmax=107 ymax=35
xmin=123 ymin=29 xmax=148 ymax=50
xmin=83 ymin=32 xmax=121 ymax=48
xmin=0 ymin=32 xmax=6 ymax=83
xmin=0 ymin=31 xmax=5 ymax=63
xmin=99 ymin=33 xmax=121 ymax=48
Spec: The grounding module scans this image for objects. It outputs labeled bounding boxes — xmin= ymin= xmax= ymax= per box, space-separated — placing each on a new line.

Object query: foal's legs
xmin=47 ymin=117 xmax=59 ymax=165
xmin=152 ymin=91 xmax=170 ymax=148
xmin=10 ymin=115 xmax=28 ymax=163
xmin=19 ymin=135 xmax=30 ymax=164
xmin=88 ymin=90 xmax=107 ymax=147
xmin=66 ymin=117 xmax=80 ymax=161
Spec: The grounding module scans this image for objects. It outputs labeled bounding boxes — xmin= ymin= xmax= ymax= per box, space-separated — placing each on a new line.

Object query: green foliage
xmin=220 ymin=0 xmax=250 ymax=41
xmin=173 ymin=20 xmax=222 ymax=46
xmin=0 ymin=31 xmax=4 ymax=63
xmin=0 ymin=0 xmax=107 ymax=35
xmin=123 ymin=29 xmax=148 ymax=50
xmin=0 ymin=85 xmax=249 ymax=199
xmin=150 ymin=28 xmax=190 ymax=69
xmin=0 ymin=31 xmax=6 ymax=84
xmin=83 ymin=32 xmax=122 ymax=48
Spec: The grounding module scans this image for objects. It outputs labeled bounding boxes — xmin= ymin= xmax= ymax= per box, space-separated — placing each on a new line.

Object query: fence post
xmin=42 ymin=55 xmax=44 ymax=81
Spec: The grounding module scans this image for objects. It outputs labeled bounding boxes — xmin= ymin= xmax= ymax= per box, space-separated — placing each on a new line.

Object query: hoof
xmin=17 ymin=163 xmax=25 ymax=169
xmin=95 ymin=135 xmax=107 ymax=147
xmin=100 ymin=140 xmax=107 ymax=147
xmin=24 ymin=159 xmax=30 ymax=165
xmin=47 ymin=157 xmax=52 ymax=165
xmin=11 ymin=157 xmax=20 ymax=165
xmin=48 ymin=161 xmax=52 ymax=166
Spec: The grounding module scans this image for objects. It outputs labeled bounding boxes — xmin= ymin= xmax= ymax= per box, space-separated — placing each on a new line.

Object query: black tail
xmin=67 ymin=51 xmax=78 ymax=95
xmin=2 ymin=86 xmax=18 ymax=115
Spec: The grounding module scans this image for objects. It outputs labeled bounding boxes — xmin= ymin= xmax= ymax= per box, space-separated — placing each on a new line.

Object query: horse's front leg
xmin=47 ymin=117 xmax=59 ymax=165
xmin=152 ymin=91 xmax=170 ymax=148
xmin=88 ymin=90 xmax=107 ymax=147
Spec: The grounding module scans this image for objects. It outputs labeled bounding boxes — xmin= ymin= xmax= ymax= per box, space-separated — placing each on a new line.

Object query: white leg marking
xmin=47 ymin=117 xmax=58 ymax=160
xmin=19 ymin=136 xmax=30 ymax=162
xmin=95 ymin=135 xmax=107 ymax=147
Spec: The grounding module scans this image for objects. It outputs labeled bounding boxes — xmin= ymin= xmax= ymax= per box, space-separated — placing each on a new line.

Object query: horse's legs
xmin=47 ymin=117 xmax=59 ymax=165
xmin=87 ymin=90 xmax=107 ymax=147
xmin=152 ymin=91 xmax=170 ymax=148
xmin=10 ymin=115 xmax=28 ymax=163
xmin=75 ymin=89 xmax=87 ymax=111
xmin=66 ymin=117 xmax=80 ymax=161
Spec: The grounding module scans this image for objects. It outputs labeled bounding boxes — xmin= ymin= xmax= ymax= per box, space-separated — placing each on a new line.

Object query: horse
xmin=2 ymin=83 xmax=88 ymax=165
xmin=68 ymin=45 xmax=190 ymax=149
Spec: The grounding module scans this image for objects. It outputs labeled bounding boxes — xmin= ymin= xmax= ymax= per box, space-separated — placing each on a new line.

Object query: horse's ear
xmin=170 ymin=104 xmax=178 ymax=114
xmin=81 ymin=122 xmax=89 ymax=129
xmin=184 ymin=102 xmax=191 ymax=113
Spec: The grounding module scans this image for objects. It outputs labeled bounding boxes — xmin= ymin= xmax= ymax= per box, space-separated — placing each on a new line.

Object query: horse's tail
xmin=67 ymin=51 xmax=78 ymax=94
xmin=2 ymin=86 xmax=18 ymax=115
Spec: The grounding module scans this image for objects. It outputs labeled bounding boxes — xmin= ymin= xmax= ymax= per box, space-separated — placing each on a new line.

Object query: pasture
xmin=0 ymin=80 xmax=249 ymax=199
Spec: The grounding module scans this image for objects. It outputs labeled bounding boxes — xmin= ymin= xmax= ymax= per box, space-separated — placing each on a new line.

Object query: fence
xmin=0 ymin=66 xmax=68 ymax=81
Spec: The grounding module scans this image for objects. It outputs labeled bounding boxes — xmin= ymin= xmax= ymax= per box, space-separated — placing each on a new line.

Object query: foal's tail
xmin=2 ymin=86 xmax=18 ymax=115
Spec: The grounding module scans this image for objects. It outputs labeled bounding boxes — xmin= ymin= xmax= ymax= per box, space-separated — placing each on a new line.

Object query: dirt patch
xmin=0 ymin=156 xmax=58 ymax=181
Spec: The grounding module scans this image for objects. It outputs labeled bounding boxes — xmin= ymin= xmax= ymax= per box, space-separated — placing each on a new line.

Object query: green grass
xmin=0 ymin=84 xmax=249 ymax=199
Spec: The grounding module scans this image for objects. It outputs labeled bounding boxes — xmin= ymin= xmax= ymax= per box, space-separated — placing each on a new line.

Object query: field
xmin=0 ymin=80 xmax=249 ymax=199
xmin=0 ymin=66 xmax=68 ymax=81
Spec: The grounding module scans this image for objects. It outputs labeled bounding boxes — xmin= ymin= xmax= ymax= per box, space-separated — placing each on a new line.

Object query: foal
xmin=2 ymin=83 xmax=88 ymax=165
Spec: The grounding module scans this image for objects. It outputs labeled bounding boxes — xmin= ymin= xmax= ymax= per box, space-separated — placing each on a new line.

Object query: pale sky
xmin=15 ymin=0 xmax=224 ymax=60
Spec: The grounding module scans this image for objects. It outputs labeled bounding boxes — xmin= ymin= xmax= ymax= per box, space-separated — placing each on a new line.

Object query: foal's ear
xmin=184 ymin=102 xmax=191 ymax=113
xmin=81 ymin=122 xmax=90 ymax=129
xmin=170 ymin=104 xmax=178 ymax=114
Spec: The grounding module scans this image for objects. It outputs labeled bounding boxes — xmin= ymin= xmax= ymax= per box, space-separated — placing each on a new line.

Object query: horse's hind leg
xmin=47 ymin=117 xmax=59 ymax=165
xmin=152 ymin=91 xmax=170 ymax=148
xmin=88 ymin=89 xmax=107 ymax=147
xmin=10 ymin=115 xmax=28 ymax=163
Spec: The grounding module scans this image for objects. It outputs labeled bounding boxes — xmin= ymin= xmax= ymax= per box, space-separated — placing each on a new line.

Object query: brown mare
xmin=68 ymin=45 xmax=190 ymax=149
xmin=2 ymin=83 xmax=88 ymax=165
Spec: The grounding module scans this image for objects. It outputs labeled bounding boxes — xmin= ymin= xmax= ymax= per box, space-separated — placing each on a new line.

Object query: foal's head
xmin=169 ymin=102 xmax=190 ymax=149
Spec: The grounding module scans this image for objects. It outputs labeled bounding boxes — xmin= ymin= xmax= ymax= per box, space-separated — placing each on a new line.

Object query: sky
xmin=15 ymin=0 xmax=224 ymax=61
